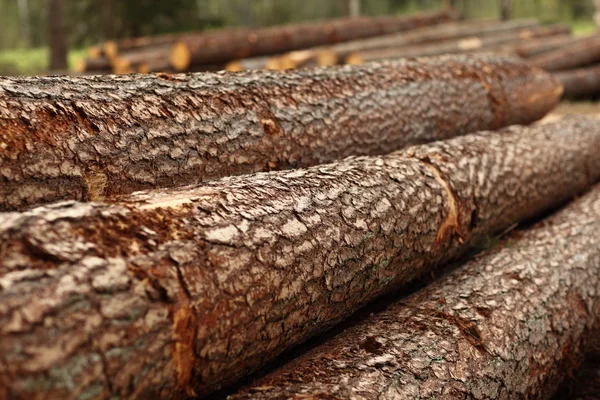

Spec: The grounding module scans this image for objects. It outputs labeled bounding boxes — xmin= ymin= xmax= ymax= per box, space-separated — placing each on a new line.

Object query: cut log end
xmin=103 ymin=41 xmax=118 ymax=60
xmin=317 ymin=50 xmax=338 ymax=66
xmin=225 ymin=61 xmax=244 ymax=72
xmin=170 ymin=41 xmax=191 ymax=71
xmin=345 ymin=52 xmax=363 ymax=65
xmin=112 ymin=57 xmax=132 ymax=75
xmin=87 ymin=45 xmax=102 ymax=60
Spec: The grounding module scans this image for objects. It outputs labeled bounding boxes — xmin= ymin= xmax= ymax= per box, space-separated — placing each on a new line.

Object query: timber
xmin=349 ymin=24 xmax=570 ymax=63
xmin=495 ymin=34 xmax=580 ymax=58
xmin=229 ymin=19 xmax=539 ymax=70
xmin=531 ymin=34 xmax=600 ymax=71
xmin=1 ymin=118 xmax=600 ymax=399
xmin=0 ymin=54 xmax=562 ymax=211
xmin=230 ymin=183 xmax=600 ymax=399
xmin=555 ymin=64 xmax=600 ymax=99
xmin=169 ymin=9 xmax=459 ymax=70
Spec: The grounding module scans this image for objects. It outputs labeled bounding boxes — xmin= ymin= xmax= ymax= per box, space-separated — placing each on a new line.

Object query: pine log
xmin=230 ymin=182 xmax=600 ymax=400
xmin=1 ymin=118 xmax=599 ymax=399
xmin=555 ymin=64 xmax=600 ymax=99
xmin=110 ymin=44 xmax=174 ymax=74
xmin=531 ymin=34 xmax=600 ymax=71
xmin=102 ymin=33 xmax=182 ymax=60
xmin=290 ymin=18 xmax=540 ymax=69
xmin=228 ymin=19 xmax=539 ymax=71
xmin=350 ymin=24 xmax=570 ymax=63
xmin=0 ymin=54 xmax=561 ymax=211
xmin=496 ymin=34 xmax=580 ymax=58
xmin=169 ymin=9 xmax=460 ymax=71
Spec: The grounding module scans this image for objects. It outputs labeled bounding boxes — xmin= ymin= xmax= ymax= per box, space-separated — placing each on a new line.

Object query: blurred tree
xmin=500 ymin=0 xmax=511 ymax=20
xmin=48 ymin=0 xmax=67 ymax=70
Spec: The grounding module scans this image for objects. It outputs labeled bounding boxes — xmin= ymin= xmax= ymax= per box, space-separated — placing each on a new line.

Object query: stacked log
xmin=555 ymin=65 xmax=600 ymax=99
xmin=76 ymin=9 xmax=458 ymax=74
xmin=347 ymin=24 xmax=570 ymax=64
xmin=169 ymin=9 xmax=460 ymax=71
xmin=531 ymin=34 xmax=600 ymax=72
xmin=230 ymin=181 xmax=600 ymax=400
xmin=0 ymin=54 xmax=561 ymax=211
xmin=1 ymin=117 xmax=599 ymax=399
xmin=226 ymin=18 xmax=539 ymax=71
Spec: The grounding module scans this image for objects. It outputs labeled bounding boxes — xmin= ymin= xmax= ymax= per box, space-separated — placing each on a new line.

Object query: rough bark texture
xmin=352 ymin=24 xmax=570 ymax=63
xmin=556 ymin=65 xmax=600 ymax=99
xmin=0 ymin=54 xmax=561 ymax=211
xmin=230 ymin=183 xmax=600 ymax=400
xmin=531 ymin=34 xmax=600 ymax=71
xmin=169 ymin=9 xmax=460 ymax=70
xmin=1 ymin=118 xmax=599 ymax=399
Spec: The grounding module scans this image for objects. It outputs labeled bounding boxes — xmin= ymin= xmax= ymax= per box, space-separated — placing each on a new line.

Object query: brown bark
xmin=169 ymin=9 xmax=460 ymax=70
xmin=350 ymin=24 xmax=570 ymax=63
xmin=555 ymin=64 xmax=600 ymax=99
xmin=1 ymin=117 xmax=599 ymax=399
xmin=230 ymin=182 xmax=600 ymax=400
xmin=495 ymin=34 xmax=579 ymax=58
xmin=283 ymin=18 xmax=540 ymax=70
xmin=0 ymin=54 xmax=561 ymax=211
xmin=48 ymin=0 xmax=68 ymax=71
xmin=531 ymin=34 xmax=600 ymax=71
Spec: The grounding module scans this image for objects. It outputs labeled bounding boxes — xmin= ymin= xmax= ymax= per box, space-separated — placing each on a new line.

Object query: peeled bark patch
xmin=231 ymin=184 xmax=600 ymax=400
xmin=1 ymin=118 xmax=598 ymax=399
xmin=0 ymin=54 xmax=561 ymax=211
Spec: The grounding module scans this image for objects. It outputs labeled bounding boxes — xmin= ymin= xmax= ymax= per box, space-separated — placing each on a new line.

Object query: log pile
xmin=0 ymin=54 xmax=561 ymax=211
xmin=76 ymin=9 xmax=459 ymax=75
xmin=2 ymin=51 xmax=600 ymax=400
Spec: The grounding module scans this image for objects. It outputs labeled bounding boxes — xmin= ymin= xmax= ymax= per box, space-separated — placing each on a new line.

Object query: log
xmin=531 ymin=34 xmax=600 ymax=71
xmin=1 ymin=117 xmax=599 ymax=399
xmin=228 ymin=19 xmax=540 ymax=71
xmin=555 ymin=64 xmax=600 ymax=99
xmin=230 ymin=182 xmax=600 ymax=400
xmin=494 ymin=33 xmax=579 ymax=58
xmin=110 ymin=44 xmax=174 ymax=74
xmin=74 ymin=57 xmax=112 ymax=74
xmin=350 ymin=24 xmax=570 ymax=63
xmin=169 ymin=9 xmax=460 ymax=71
xmin=0 ymin=54 xmax=561 ymax=211
xmin=102 ymin=32 xmax=182 ymax=60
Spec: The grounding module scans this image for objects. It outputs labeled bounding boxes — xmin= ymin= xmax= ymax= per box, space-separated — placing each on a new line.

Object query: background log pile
xmin=3 ymin=17 xmax=600 ymax=400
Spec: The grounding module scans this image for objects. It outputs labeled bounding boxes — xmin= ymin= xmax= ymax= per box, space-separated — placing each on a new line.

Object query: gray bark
xmin=230 ymin=182 xmax=600 ymax=399
xmin=1 ymin=117 xmax=600 ymax=399
xmin=0 ymin=54 xmax=561 ymax=211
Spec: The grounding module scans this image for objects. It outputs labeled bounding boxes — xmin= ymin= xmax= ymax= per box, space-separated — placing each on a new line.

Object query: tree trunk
xmin=595 ymin=0 xmax=600 ymax=29
xmin=1 ymin=118 xmax=599 ymax=399
xmin=531 ymin=34 xmax=600 ymax=71
xmin=350 ymin=24 xmax=570 ymax=63
xmin=231 ymin=19 xmax=540 ymax=71
xmin=48 ymin=0 xmax=68 ymax=71
xmin=500 ymin=0 xmax=511 ymax=20
xmin=344 ymin=0 xmax=361 ymax=17
xmin=0 ymin=54 xmax=561 ymax=211
xmin=230 ymin=182 xmax=600 ymax=400
xmin=555 ymin=64 xmax=600 ymax=99
xmin=169 ymin=9 xmax=460 ymax=70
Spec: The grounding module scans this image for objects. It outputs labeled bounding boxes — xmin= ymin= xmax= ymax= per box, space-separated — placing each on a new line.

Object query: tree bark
xmin=230 ymin=19 xmax=540 ymax=71
xmin=230 ymin=182 xmax=600 ymax=400
xmin=0 ymin=54 xmax=561 ymax=211
xmin=531 ymin=34 xmax=600 ymax=71
xmin=351 ymin=24 xmax=570 ymax=63
xmin=48 ymin=0 xmax=68 ymax=71
xmin=494 ymin=33 xmax=579 ymax=58
xmin=500 ymin=0 xmax=511 ymax=20
xmin=169 ymin=9 xmax=460 ymax=70
xmin=1 ymin=117 xmax=599 ymax=399
xmin=555 ymin=64 xmax=600 ymax=99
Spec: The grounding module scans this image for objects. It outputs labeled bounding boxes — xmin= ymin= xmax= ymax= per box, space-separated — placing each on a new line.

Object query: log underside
xmin=0 ymin=118 xmax=599 ymax=399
